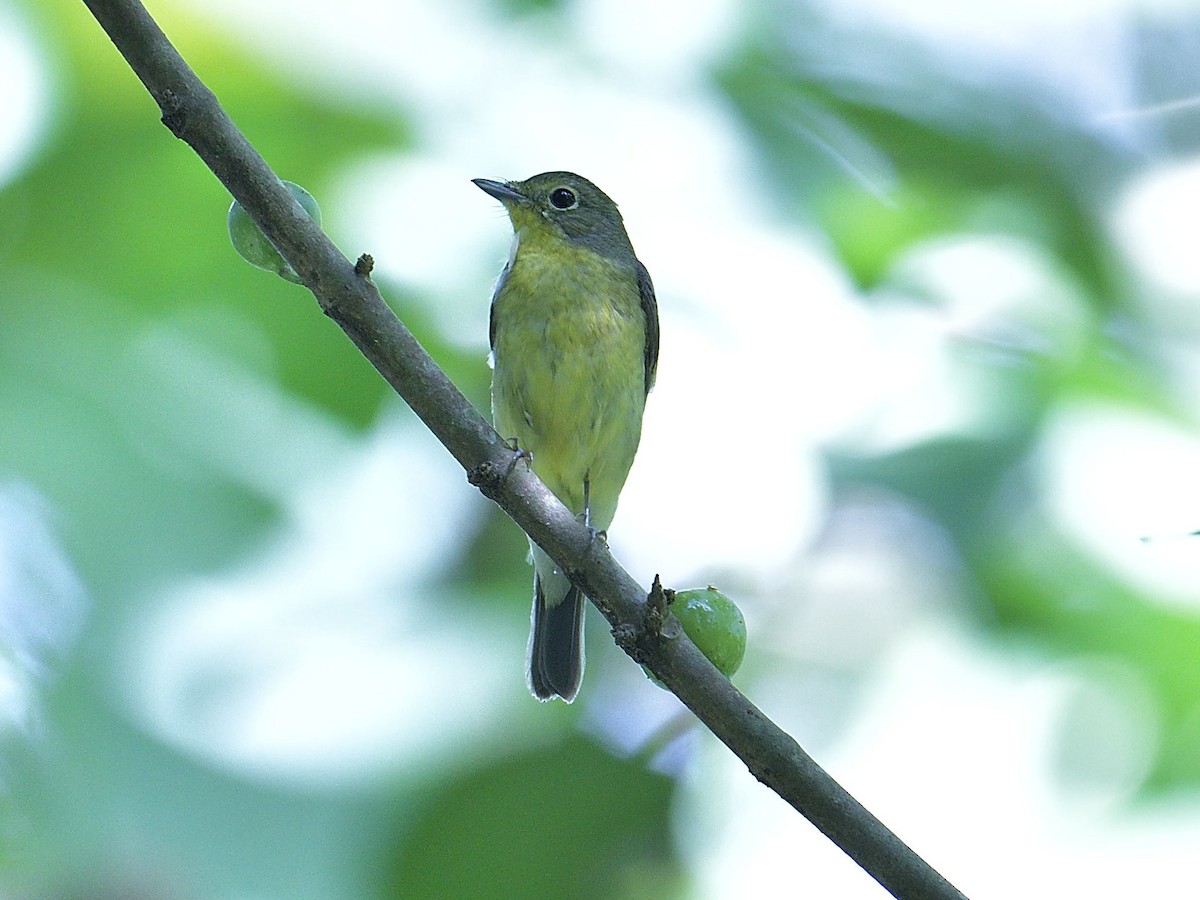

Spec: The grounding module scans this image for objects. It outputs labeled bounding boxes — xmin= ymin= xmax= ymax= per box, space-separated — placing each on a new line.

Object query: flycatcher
xmin=474 ymin=172 xmax=659 ymax=702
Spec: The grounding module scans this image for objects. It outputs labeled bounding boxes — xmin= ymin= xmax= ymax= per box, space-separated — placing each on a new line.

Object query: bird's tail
xmin=528 ymin=547 xmax=585 ymax=702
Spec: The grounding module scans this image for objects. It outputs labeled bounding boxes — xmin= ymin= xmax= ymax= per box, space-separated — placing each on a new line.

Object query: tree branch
xmin=80 ymin=2 xmax=968 ymax=897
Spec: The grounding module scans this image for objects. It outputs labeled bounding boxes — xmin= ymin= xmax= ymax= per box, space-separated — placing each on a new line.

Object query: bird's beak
xmin=472 ymin=178 xmax=527 ymax=206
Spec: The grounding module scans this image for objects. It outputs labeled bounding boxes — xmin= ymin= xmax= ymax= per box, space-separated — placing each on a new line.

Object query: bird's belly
xmin=492 ymin=318 xmax=645 ymax=528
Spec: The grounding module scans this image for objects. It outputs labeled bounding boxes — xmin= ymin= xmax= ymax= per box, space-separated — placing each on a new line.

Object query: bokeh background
xmin=4 ymin=0 xmax=1200 ymax=896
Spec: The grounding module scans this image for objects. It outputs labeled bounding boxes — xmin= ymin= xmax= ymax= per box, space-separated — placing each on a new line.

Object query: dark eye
xmin=549 ymin=187 xmax=578 ymax=210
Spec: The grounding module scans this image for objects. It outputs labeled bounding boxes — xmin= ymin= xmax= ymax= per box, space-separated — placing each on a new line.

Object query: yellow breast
xmin=490 ymin=233 xmax=647 ymax=528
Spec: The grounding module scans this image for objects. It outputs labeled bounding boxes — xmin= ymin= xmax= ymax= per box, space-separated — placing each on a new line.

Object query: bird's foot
xmin=502 ymin=437 xmax=532 ymax=478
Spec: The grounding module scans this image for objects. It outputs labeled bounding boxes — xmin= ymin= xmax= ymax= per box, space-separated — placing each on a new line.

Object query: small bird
xmin=474 ymin=172 xmax=659 ymax=702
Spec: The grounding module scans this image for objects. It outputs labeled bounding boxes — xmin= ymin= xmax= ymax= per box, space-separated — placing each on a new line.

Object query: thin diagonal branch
xmin=80 ymin=2 xmax=968 ymax=897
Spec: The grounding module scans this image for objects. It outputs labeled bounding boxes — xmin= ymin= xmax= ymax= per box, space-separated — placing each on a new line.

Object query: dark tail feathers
xmin=529 ymin=576 xmax=585 ymax=702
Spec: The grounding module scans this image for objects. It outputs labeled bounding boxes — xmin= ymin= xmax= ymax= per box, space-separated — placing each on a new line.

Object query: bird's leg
xmin=502 ymin=437 xmax=533 ymax=478
xmin=581 ymin=474 xmax=608 ymax=545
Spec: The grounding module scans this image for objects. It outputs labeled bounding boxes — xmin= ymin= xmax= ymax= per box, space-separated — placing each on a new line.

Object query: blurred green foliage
xmin=381 ymin=736 xmax=681 ymax=899
xmin=715 ymin=19 xmax=1200 ymax=800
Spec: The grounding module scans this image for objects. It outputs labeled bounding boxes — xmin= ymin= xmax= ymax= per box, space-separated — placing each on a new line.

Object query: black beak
xmin=472 ymin=178 xmax=527 ymax=205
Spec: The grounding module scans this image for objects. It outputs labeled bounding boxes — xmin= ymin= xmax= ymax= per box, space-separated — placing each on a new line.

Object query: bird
xmin=474 ymin=171 xmax=659 ymax=702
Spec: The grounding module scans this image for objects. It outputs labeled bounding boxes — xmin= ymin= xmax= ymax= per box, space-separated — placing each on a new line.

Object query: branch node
xmin=611 ymin=622 xmax=643 ymax=659
xmin=646 ymin=574 xmax=670 ymax=635
xmin=468 ymin=443 xmax=532 ymax=501
xmin=354 ymin=253 xmax=374 ymax=278
xmin=608 ymin=576 xmax=674 ymax=665
xmin=466 ymin=459 xmax=503 ymax=500
xmin=158 ymin=87 xmax=186 ymax=138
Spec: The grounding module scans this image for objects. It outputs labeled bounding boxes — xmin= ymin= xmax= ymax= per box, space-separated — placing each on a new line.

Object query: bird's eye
xmin=549 ymin=187 xmax=578 ymax=210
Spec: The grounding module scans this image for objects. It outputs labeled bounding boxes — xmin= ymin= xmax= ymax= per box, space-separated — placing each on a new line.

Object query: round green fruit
xmin=228 ymin=180 xmax=321 ymax=283
xmin=673 ymin=587 xmax=746 ymax=678
xmin=643 ymin=586 xmax=747 ymax=687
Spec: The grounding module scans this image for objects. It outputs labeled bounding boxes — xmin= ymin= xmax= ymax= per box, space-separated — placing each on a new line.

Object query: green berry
xmin=228 ymin=180 xmax=321 ymax=283
xmin=673 ymin=587 xmax=746 ymax=678
xmin=643 ymin=586 xmax=747 ymax=687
